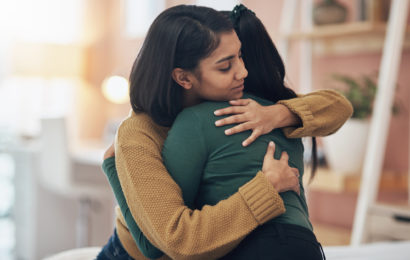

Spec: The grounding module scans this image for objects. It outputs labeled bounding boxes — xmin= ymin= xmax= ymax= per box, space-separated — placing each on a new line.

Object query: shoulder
xmin=168 ymin=102 xmax=230 ymax=145
xmin=174 ymin=101 xmax=229 ymax=126
xmin=117 ymin=110 xmax=168 ymax=147
xmin=118 ymin=111 xmax=153 ymax=136
xmin=183 ymin=101 xmax=229 ymax=116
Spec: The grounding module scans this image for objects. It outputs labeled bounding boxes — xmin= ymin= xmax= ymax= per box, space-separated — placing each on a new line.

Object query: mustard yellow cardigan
xmin=115 ymin=90 xmax=353 ymax=260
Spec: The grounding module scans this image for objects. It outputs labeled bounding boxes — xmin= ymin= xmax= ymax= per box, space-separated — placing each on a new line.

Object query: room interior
xmin=0 ymin=0 xmax=409 ymax=259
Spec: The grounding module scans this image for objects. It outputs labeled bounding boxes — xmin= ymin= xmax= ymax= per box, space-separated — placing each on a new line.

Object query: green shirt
xmin=162 ymin=93 xmax=312 ymax=230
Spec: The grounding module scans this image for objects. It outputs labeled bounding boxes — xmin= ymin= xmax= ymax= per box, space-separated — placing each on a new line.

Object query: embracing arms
xmin=214 ymin=89 xmax=353 ymax=145
xmin=104 ymin=90 xmax=352 ymax=259
xmin=112 ymin=113 xmax=291 ymax=260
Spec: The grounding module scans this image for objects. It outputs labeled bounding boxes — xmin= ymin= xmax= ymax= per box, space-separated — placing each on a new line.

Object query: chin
xmin=233 ymin=91 xmax=244 ymax=99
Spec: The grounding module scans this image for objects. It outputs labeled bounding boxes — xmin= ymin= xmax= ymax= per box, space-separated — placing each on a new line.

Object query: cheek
xmin=201 ymin=75 xmax=226 ymax=91
xmin=213 ymin=75 xmax=233 ymax=90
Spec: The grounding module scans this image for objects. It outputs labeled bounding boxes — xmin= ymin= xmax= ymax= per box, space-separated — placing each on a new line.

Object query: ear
xmin=172 ymin=68 xmax=195 ymax=90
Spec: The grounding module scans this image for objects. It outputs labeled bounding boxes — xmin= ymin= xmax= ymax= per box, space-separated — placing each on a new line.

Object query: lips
xmin=233 ymin=84 xmax=244 ymax=91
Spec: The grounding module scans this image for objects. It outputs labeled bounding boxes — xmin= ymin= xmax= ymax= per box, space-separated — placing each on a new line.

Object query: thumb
xmin=264 ymin=141 xmax=275 ymax=161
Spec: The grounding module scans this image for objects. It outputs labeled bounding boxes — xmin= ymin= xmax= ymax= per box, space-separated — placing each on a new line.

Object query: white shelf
xmin=283 ymin=22 xmax=410 ymax=55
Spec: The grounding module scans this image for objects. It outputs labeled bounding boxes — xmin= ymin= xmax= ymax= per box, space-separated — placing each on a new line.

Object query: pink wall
xmin=85 ymin=0 xmax=409 ymax=172
xmin=314 ymin=52 xmax=410 ymax=172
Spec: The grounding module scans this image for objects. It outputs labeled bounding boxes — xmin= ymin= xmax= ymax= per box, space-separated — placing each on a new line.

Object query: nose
xmin=235 ymin=59 xmax=248 ymax=81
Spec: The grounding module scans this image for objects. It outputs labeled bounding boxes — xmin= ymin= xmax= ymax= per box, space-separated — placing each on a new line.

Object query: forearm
xmin=278 ymin=89 xmax=353 ymax=138
xmin=116 ymin=126 xmax=285 ymax=259
xmin=102 ymin=157 xmax=164 ymax=259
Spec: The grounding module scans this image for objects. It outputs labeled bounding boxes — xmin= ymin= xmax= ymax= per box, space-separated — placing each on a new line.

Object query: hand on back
xmin=262 ymin=141 xmax=300 ymax=195
xmin=214 ymin=99 xmax=300 ymax=147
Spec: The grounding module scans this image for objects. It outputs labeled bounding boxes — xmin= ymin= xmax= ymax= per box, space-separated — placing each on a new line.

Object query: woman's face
xmin=188 ymin=31 xmax=248 ymax=104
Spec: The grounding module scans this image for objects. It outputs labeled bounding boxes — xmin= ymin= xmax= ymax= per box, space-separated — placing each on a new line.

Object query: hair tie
xmin=229 ymin=4 xmax=255 ymax=25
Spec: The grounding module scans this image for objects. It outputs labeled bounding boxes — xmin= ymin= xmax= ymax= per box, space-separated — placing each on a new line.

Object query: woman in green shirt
xmin=162 ymin=5 xmax=324 ymax=260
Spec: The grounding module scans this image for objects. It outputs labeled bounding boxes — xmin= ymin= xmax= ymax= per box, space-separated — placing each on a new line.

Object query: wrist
xmin=262 ymin=168 xmax=280 ymax=191
xmin=272 ymin=104 xmax=301 ymax=128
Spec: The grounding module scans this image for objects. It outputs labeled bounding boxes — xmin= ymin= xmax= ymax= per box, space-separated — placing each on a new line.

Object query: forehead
xmin=204 ymin=31 xmax=241 ymax=64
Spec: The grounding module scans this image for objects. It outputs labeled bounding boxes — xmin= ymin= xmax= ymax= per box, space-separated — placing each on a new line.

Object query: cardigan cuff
xmin=277 ymin=98 xmax=315 ymax=138
xmin=238 ymin=171 xmax=285 ymax=225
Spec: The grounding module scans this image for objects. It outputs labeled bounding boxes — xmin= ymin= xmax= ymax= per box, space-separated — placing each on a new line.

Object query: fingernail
xmin=269 ymin=141 xmax=274 ymax=146
xmin=242 ymin=141 xmax=247 ymax=147
xmin=214 ymin=110 xmax=221 ymax=115
xmin=225 ymin=129 xmax=231 ymax=135
xmin=215 ymin=120 xmax=221 ymax=126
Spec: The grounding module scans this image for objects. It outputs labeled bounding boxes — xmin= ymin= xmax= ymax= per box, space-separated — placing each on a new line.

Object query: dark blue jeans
xmin=220 ymin=222 xmax=326 ymax=260
xmin=96 ymin=229 xmax=134 ymax=260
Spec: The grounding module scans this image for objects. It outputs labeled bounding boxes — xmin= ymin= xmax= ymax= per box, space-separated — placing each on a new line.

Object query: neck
xmin=182 ymin=90 xmax=201 ymax=108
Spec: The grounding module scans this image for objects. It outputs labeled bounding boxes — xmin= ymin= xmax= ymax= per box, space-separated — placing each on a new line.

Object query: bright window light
xmin=101 ymin=76 xmax=129 ymax=104
xmin=0 ymin=76 xmax=77 ymax=136
xmin=0 ymin=0 xmax=84 ymax=44
xmin=125 ymin=0 xmax=165 ymax=37
xmin=195 ymin=0 xmax=241 ymax=11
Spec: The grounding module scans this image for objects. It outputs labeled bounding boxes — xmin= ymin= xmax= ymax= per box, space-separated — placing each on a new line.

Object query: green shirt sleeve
xmin=162 ymin=109 xmax=207 ymax=208
xmin=102 ymin=157 xmax=164 ymax=259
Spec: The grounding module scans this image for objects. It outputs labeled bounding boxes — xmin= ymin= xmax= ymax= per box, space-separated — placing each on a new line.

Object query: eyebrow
xmin=215 ymin=45 xmax=242 ymax=64
xmin=215 ymin=55 xmax=235 ymax=64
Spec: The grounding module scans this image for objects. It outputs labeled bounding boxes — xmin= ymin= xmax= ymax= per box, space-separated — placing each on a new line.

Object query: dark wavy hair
xmin=129 ymin=5 xmax=233 ymax=126
xmin=225 ymin=6 xmax=318 ymax=180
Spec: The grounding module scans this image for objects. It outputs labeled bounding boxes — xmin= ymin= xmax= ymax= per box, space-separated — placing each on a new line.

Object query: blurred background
xmin=0 ymin=0 xmax=409 ymax=259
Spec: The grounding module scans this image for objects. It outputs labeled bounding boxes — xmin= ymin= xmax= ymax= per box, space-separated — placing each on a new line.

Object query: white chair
xmin=39 ymin=117 xmax=110 ymax=247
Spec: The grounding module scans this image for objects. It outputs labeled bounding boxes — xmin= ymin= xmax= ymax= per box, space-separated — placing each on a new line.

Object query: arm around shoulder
xmin=278 ymin=89 xmax=353 ymax=138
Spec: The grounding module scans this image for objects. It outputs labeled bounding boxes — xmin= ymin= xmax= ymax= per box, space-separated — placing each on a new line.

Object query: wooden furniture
xmin=284 ymin=21 xmax=410 ymax=56
xmin=279 ymin=0 xmax=410 ymax=245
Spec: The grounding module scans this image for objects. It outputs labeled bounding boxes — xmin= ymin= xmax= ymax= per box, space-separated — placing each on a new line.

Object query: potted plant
xmin=322 ymin=74 xmax=378 ymax=174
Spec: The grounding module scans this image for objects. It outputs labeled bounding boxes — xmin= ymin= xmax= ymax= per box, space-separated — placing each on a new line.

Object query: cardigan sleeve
xmin=102 ymin=157 xmax=164 ymax=259
xmin=278 ymin=89 xmax=353 ymax=138
xmin=115 ymin=115 xmax=285 ymax=260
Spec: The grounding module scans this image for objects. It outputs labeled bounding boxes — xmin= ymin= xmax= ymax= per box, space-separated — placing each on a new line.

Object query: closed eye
xmin=219 ymin=63 xmax=232 ymax=72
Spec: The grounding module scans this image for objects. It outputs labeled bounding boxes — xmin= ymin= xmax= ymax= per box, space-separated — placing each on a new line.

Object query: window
xmin=125 ymin=0 xmax=166 ymax=37
xmin=0 ymin=154 xmax=15 ymax=260
xmin=195 ymin=0 xmax=240 ymax=11
xmin=1 ymin=0 xmax=85 ymax=44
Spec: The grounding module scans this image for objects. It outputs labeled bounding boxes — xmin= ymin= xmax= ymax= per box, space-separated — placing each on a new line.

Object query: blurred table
xmin=10 ymin=139 xmax=115 ymax=260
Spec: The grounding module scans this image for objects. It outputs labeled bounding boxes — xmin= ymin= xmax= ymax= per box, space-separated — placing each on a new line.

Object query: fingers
xmin=103 ymin=142 xmax=115 ymax=160
xmin=214 ymin=106 xmax=245 ymax=117
xmin=293 ymin=184 xmax=301 ymax=196
xmin=290 ymin=168 xmax=300 ymax=195
xmin=228 ymin=99 xmax=252 ymax=106
xmin=292 ymin=168 xmax=300 ymax=178
xmin=264 ymin=141 xmax=275 ymax=162
xmin=214 ymin=99 xmax=252 ymax=117
xmin=224 ymin=122 xmax=252 ymax=136
xmin=242 ymin=129 xmax=262 ymax=147
xmin=280 ymin=151 xmax=289 ymax=162
xmin=216 ymin=114 xmax=247 ymax=127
